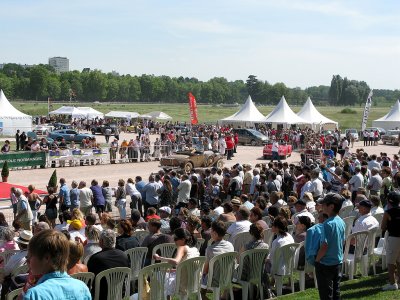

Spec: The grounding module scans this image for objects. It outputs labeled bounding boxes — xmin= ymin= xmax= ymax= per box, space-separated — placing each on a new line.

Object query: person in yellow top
xmin=119 ymin=139 xmax=129 ymax=160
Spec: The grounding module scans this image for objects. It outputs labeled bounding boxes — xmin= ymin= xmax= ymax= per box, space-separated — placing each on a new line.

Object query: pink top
xmin=0 ymin=241 xmax=19 ymax=267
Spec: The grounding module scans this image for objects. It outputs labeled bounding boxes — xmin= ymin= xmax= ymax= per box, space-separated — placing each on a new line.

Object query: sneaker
xmin=382 ymin=283 xmax=398 ymax=291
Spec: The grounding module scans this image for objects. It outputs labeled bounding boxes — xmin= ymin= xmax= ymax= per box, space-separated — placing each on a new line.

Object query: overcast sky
xmin=1 ymin=0 xmax=399 ymax=89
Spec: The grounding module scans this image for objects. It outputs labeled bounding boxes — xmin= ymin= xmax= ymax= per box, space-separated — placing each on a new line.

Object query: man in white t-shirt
xmin=227 ymin=206 xmax=252 ymax=242
xmin=78 ymin=181 xmax=93 ymax=216
xmin=271 ymin=137 xmax=280 ymax=162
xmin=177 ymin=174 xmax=191 ymax=206
xmin=352 ymin=200 xmax=379 ymax=234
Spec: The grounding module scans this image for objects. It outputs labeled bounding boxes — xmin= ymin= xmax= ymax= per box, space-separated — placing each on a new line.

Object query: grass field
xmin=280 ymin=272 xmax=399 ymax=300
xmin=12 ymin=101 xmax=390 ymax=130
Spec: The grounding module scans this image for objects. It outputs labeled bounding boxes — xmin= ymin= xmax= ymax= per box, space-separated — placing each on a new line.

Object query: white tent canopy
xmin=372 ymin=100 xmax=400 ymax=130
xmin=144 ymin=111 xmax=172 ymax=120
xmin=77 ymin=107 xmax=104 ymax=119
xmin=104 ymin=111 xmax=140 ymax=119
xmin=264 ymin=96 xmax=307 ymax=128
xmin=220 ymin=95 xmax=265 ymax=126
xmin=0 ymin=90 xmax=32 ymax=135
xmin=49 ymin=106 xmax=87 ymax=118
xmin=297 ymin=97 xmax=338 ymax=128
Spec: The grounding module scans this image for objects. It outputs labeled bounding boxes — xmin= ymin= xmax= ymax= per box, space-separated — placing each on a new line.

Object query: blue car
xmin=48 ymin=129 xmax=94 ymax=143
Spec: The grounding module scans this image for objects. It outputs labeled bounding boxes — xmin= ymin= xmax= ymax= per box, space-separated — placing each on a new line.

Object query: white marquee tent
xmin=0 ymin=90 xmax=32 ymax=135
xmin=372 ymin=100 xmax=400 ymax=130
xmin=144 ymin=111 xmax=172 ymax=120
xmin=219 ymin=95 xmax=265 ymax=127
xmin=49 ymin=106 xmax=87 ymax=118
xmin=297 ymin=97 xmax=338 ymax=129
xmin=77 ymin=107 xmax=104 ymax=119
xmin=104 ymin=111 xmax=140 ymax=119
xmin=264 ymin=96 xmax=307 ymax=128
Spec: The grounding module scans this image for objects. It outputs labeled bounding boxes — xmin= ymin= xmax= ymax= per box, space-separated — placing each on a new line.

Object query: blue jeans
xmin=272 ymin=151 xmax=280 ymax=162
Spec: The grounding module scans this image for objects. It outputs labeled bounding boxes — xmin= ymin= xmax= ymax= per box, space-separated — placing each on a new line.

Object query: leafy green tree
xmin=0 ymin=74 xmax=14 ymax=97
xmin=246 ymin=75 xmax=263 ymax=102
xmin=29 ymin=65 xmax=49 ymax=100
xmin=60 ymin=80 xmax=71 ymax=100
xmin=82 ymin=70 xmax=107 ymax=101
xmin=127 ymin=76 xmax=141 ymax=102
xmin=46 ymin=76 xmax=61 ymax=99
xmin=343 ymin=85 xmax=360 ymax=106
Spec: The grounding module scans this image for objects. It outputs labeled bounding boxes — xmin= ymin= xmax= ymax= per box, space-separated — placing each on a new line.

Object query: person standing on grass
xmin=381 ymin=191 xmax=400 ymax=291
xmin=315 ymin=193 xmax=345 ymax=300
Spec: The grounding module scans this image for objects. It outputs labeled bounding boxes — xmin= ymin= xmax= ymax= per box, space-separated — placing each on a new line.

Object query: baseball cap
xmin=317 ymin=193 xmax=344 ymax=206
xmin=159 ymin=206 xmax=172 ymax=215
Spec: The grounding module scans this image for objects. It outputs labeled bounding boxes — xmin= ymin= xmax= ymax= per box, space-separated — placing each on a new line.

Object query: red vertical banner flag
xmin=188 ymin=92 xmax=199 ymax=125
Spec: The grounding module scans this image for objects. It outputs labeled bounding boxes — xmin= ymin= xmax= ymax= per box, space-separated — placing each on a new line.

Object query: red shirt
xmin=225 ymin=137 xmax=234 ymax=150
xmin=145 ymin=214 xmax=161 ymax=222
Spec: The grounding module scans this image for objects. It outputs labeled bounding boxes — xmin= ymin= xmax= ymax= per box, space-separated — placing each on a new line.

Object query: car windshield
xmin=346 ymin=129 xmax=357 ymax=133
xmin=388 ymin=131 xmax=400 ymax=135
xmin=248 ymin=129 xmax=266 ymax=138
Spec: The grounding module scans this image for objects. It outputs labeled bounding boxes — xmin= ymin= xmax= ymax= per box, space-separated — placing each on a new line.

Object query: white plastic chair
xmin=195 ymin=238 xmax=205 ymax=252
xmin=0 ymin=250 xmax=19 ymax=266
xmin=373 ymin=213 xmax=383 ymax=237
xmin=342 ymin=216 xmax=356 ymax=238
xmin=372 ymin=231 xmax=389 ymax=274
xmin=272 ymin=242 xmax=300 ymax=296
xmin=71 ymin=272 xmax=95 ymax=290
xmin=236 ymin=248 xmax=269 ymax=300
xmin=232 ymin=232 xmax=253 ymax=253
xmin=172 ymin=256 xmax=206 ymax=300
xmin=94 ymin=267 xmax=131 ymax=300
xmin=343 ymin=231 xmax=369 ymax=280
xmin=295 ymin=241 xmax=318 ymax=291
xmin=6 ymin=287 xmax=23 ymax=300
xmin=263 ymin=228 xmax=274 ymax=248
xmin=206 ymin=252 xmax=238 ymax=300
xmin=125 ymin=247 xmax=148 ymax=286
xmin=362 ymin=227 xmax=378 ymax=276
xmin=339 ymin=206 xmax=353 ymax=219
xmin=151 ymin=243 xmax=177 ymax=264
xmin=132 ymin=231 xmax=149 ymax=245
xmin=287 ymin=225 xmax=295 ymax=236
xmin=137 ymin=262 xmax=170 ymax=300
xmin=11 ymin=264 xmax=29 ymax=278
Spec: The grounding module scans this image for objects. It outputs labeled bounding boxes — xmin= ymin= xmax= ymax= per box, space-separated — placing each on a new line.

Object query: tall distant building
xmin=48 ymin=57 xmax=69 ymax=73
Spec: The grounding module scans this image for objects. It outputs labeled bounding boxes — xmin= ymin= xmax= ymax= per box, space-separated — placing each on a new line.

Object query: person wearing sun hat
xmin=2 ymin=230 xmax=33 ymax=279
xmin=159 ymin=206 xmax=172 ymax=233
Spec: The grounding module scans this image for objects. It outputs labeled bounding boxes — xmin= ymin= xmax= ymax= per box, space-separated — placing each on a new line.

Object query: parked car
xmin=232 ymin=128 xmax=268 ymax=146
xmin=263 ymin=143 xmax=292 ymax=160
xmin=90 ymin=124 xmax=117 ymax=135
xmin=52 ymin=123 xmax=73 ymax=130
xmin=27 ymin=131 xmax=55 ymax=144
xmin=364 ymin=127 xmax=386 ymax=138
xmin=32 ymin=125 xmax=54 ymax=137
xmin=48 ymin=130 xmax=94 ymax=143
xmin=344 ymin=129 xmax=359 ymax=141
xmin=381 ymin=130 xmax=400 ymax=145
xmin=160 ymin=150 xmax=224 ymax=173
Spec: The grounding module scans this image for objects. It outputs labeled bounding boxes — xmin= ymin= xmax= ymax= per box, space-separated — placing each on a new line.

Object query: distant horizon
xmin=1 ymin=1 xmax=399 ymax=90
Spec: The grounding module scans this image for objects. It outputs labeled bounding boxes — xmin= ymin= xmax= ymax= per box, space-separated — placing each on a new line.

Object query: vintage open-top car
xmin=160 ymin=150 xmax=224 ymax=173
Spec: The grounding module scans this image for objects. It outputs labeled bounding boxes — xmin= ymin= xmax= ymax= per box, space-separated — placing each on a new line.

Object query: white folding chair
xmin=94 ymin=267 xmax=131 ymax=300
xmin=195 ymin=238 xmax=205 ymax=252
xmin=206 ymin=252 xmax=238 ymax=300
xmin=295 ymin=241 xmax=317 ymax=291
xmin=343 ymin=231 xmax=369 ymax=280
xmin=373 ymin=213 xmax=384 ymax=238
xmin=272 ymin=242 xmax=300 ymax=296
xmin=362 ymin=227 xmax=378 ymax=276
xmin=132 ymin=230 xmax=149 ymax=245
xmin=287 ymin=224 xmax=295 ymax=237
xmin=125 ymin=247 xmax=148 ymax=286
xmin=135 ymin=262 xmax=170 ymax=300
xmin=6 ymin=287 xmax=23 ymax=300
xmin=151 ymin=243 xmax=177 ymax=264
xmin=236 ymin=248 xmax=269 ymax=300
xmin=172 ymin=256 xmax=206 ymax=300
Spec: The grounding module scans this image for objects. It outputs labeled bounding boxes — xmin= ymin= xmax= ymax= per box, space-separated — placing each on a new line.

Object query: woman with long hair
xmin=153 ymin=228 xmax=199 ymax=297
xmin=159 ymin=178 xmax=174 ymax=207
xmin=43 ymin=186 xmax=58 ymax=228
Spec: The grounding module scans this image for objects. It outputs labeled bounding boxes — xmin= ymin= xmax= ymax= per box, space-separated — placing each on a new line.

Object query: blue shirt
xmin=91 ymin=185 xmax=106 ymax=206
xmin=70 ymin=188 xmax=80 ymax=207
xmin=135 ymin=181 xmax=147 ymax=200
xmin=171 ymin=176 xmax=181 ymax=191
xmin=320 ymin=215 xmax=345 ymax=266
xmin=142 ymin=182 xmax=159 ymax=205
xmin=305 ymin=223 xmax=324 ymax=266
xmin=59 ymin=184 xmax=71 ymax=206
xmin=23 ymin=271 xmax=91 ymax=300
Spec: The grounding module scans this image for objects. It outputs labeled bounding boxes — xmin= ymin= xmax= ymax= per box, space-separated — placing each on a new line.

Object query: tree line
xmin=0 ymin=63 xmax=398 ymax=105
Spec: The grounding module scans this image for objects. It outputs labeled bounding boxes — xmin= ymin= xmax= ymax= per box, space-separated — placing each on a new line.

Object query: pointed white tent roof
xmin=105 ymin=111 xmax=140 ymax=119
xmin=297 ymin=97 xmax=338 ymax=125
xmin=221 ymin=95 xmax=265 ymax=123
xmin=264 ymin=96 xmax=307 ymax=125
xmin=77 ymin=107 xmax=104 ymax=119
xmin=0 ymin=89 xmax=32 ymax=135
xmin=145 ymin=111 xmax=173 ymax=120
xmin=49 ymin=106 xmax=87 ymax=118
xmin=372 ymin=100 xmax=400 ymax=130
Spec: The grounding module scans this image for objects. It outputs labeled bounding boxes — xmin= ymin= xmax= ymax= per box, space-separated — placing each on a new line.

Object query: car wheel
xmin=250 ymin=140 xmax=257 ymax=146
xmin=184 ymin=162 xmax=193 ymax=173
xmin=216 ymin=160 xmax=224 ymax=168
